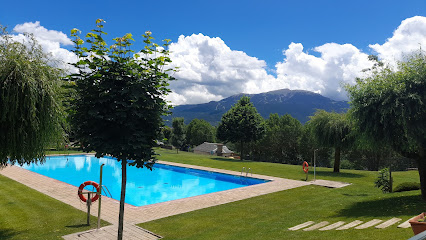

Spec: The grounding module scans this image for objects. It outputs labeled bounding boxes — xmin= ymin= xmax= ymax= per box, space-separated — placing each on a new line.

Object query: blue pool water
xmin=19 ymin=155 xmax=268 ymax=206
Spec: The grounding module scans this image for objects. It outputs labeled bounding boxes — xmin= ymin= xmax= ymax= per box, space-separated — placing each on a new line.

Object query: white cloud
xmin=13 ymin=21 xmax=73 ymax=46
xmin=7 ymin=16 xmax=426 ymax=105
xmin=370 ymin=16 xmax=426 ymax=64
xmin=167 ymin=16 xmax=426 ymax=104
xmin=167 ymin=34 xmax=277 ymax=105
xmin=11 ymin=21 xmax=77 ymax=72
xmin=165 ymin=34 xmax=374 ymax=104
xmin=275 ymin=42 xmax=373 ymax=101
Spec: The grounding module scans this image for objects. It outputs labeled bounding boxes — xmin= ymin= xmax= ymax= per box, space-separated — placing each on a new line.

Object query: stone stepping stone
xmin=398 ymin=216 xmax=417 ymax=228
xmin=311 ymin=179 xmax=351 ymax=188
xmin=319 ymin=221 xmax=345 ymax=231
xmin=303 ymin=221 xmax=329 ymax=231
xmin=288 ymin=221 xmax=315 ymax=231
xmin=336 ymin=220 xmax=363 ymax=230
xmin=354 ymin=219 xmax=383 ymax=229
xmin=375 ymin=218 xmax=402 ymax=229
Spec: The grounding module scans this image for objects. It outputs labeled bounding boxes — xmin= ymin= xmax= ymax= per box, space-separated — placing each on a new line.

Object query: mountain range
xmin=164 ymin=89 xmax=349 ymax=126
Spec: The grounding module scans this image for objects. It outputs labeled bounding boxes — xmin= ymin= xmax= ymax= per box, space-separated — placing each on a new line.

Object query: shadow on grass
xmin=335 ymin=194 xmax=426 ymax=218
xmin=0 ymin=229 xmax=20 ymax=239
xmin=210 ymin=157 xmax=254 ymax=163
xmin=65 ymin=224 xmax=90 ymax=228
xmin=312 ymin=169 xmax=364 ymax=179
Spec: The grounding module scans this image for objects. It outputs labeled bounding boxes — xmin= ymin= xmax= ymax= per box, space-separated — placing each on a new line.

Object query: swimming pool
xmin=19 ymin=155 xmax=268 ymax=206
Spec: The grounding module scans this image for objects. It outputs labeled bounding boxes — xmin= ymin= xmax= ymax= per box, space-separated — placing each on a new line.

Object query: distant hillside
xmin=164 ymin=89 xmax=349 ymax=126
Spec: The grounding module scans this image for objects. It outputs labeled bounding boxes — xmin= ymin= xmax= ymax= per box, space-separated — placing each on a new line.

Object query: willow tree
xmin=69 ymin=20 xmax=175 ymax=239
xmin=309 ymin=110 xmax=351 ymax=172
xmin=347 ymin=52 xmax=426 ymax=200
xmin=0 ymin=27 xmax=64 ymax=166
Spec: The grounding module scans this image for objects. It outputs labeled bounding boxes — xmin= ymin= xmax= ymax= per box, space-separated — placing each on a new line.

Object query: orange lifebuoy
xmin=303 ymin=161 xmax=309 ymax=173
xmin=78 ymin=181 xmax=100 ymax=203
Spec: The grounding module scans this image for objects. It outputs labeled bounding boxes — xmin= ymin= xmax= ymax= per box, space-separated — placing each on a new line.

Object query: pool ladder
xmin=241 ymin=167 xmax=252 ymax=177
xmin=101 ymin=185 xmax=112 ymax=198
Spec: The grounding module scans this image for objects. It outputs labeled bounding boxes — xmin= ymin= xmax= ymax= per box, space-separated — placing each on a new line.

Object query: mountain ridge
xmin=164 ymin=88 xmax=349 ymax=126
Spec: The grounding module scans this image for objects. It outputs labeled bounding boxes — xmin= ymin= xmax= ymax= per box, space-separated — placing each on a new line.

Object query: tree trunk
xmin=416 ymin=155 xmax=426 ymax=201
xmin=117 ymin=159 xmax=127 ymax=240
xmin=389 ymin=165 xmax=393 ymax=193
xmin=333 ymin=146 xmax=341 ymax=173
xmin=240 ymin=141 xmax=244 ymax=161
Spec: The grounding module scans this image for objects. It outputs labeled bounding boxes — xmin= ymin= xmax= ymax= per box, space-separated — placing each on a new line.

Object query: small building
xmin=193 ymin=142 xmax=234 ymax=157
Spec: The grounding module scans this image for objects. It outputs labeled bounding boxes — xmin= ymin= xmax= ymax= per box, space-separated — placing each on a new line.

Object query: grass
xmin=1 ymin=148 xmax=423 ymax=239
xmin=45 ymin=149 xmax=88 ymax=155
xmin=0 ymin=174 xmax=109 ymax=240
xmin=138 ymin=148 xmax=426 ymax=240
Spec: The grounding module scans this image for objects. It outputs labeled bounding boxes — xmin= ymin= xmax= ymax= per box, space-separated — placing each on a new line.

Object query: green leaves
xmin=0 ymin=27 xmax=65 ymax=165
xmin=186 ymin=119 xmax=215 ymax=147
xmin=253 ymin=113 xmax=302 ymax=164
xmin=375 ymin=168 xmax=393 ymax=193
xmin=217 ymin=96 xmax=265 ymax=160
xmin=346 ymin=51 xmax=426 ymax=156
xmin=346 ymin=51 xmax=426 ymax=198
xmin=71 ymin=28 xmax=80 ymax=35
xmin=68 ymin=20 xmax=176 ymax=167
xmin=309 ymin=110 xmax=351 ymax=148
xmin=171 ymin=118 xmax=186 ymax=152
xmin=95 ymin=19 xmax=105 ymax=24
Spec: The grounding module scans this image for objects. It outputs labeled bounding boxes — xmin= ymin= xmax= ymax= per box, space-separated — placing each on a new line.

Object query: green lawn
xmin=1 ymin=148 xmax=423 ymax=239
xmin=0 ymin=174 xmax=108 ymax=240
xmin=138 ymin=148 xmax=426 ymax=240
xmin=45 ymin=150 xmax=89 ymax=155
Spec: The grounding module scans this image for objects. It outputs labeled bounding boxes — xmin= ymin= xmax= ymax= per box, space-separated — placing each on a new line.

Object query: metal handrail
xmin=101 ymin=185 xmax=112 ymax=198
xmin=246 ymin=168 xmax=252 ymax=176
xmin=241 ymin=167 xmax=246 ymax=176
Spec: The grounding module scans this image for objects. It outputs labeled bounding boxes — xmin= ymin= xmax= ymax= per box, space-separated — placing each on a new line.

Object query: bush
xmin=375 ymin=168 xmax=392 ymax=193
xmin=394 ymin=182 xmax=421 ymax=192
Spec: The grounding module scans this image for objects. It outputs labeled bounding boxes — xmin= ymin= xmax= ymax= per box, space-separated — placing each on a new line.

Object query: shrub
xmin=394 ymin=182 xmax=421 ymax=192
xmin=375 ymin=168 xmax=392 ymax=193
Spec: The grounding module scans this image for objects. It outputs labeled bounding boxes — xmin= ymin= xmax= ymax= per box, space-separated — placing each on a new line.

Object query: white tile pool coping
xmin=0 ymin=154 xmax=312 ymax=239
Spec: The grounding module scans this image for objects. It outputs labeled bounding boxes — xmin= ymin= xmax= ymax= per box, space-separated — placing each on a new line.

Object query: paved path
xmin=289 ymin=217 xmax=405 ymax=231
xmin=1 ymin=159 xmax=311 ymax=239
xmin=63 ymin=223 xmax=161 ymax=240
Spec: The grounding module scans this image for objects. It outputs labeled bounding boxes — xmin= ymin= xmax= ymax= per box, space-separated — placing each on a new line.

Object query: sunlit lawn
xmin=138 ymin=148 xmax=425 ymax=240
xmin=1 ymin=148 xmax=423 ymax=239
xmin=0 ymin=174 xmax=109 ymax=240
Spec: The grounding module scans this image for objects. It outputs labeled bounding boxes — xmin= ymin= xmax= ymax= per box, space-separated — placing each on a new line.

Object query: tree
xmin=69 ymin=20 xmax=175 ymax=239
xmin=254 ymin=113 xmax=302 ymax=164
xmin=0 ymin=27 xmax=64 ymax=166
xmin=298 ymin=123 xmax=333 ymax=168
xmin=171 ymin=117 xmax=186 ymax=153
xmin=217 ymin=96 xmax=264 ymax=160
xmin=186 ymin=119 xmax=215 ymax=147
xmin=161 ymin=126 xmax=172 ymax=145
xmin=309 ymin=110 xmax=351 ymax=172
xmin=346 ymin=52 xmax=426 ymax=199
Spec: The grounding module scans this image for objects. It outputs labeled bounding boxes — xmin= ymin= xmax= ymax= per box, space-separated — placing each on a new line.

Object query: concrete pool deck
xmin=1 ymin=157 xmax=314 ymax=239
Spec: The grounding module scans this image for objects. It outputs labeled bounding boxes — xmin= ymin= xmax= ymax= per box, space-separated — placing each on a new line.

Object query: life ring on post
xmin=78 ymin=181 xmax=100 ymax=203
xmin=303 ymin=161 xmax=309 ymax=173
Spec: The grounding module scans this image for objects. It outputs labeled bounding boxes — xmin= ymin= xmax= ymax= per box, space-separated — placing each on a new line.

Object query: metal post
xmin=87 ymin=193 xmax=91 ymax=225
xmin=97 ymin=164 xmax=105 ymax=229
xmin=314 ymin=149 xmax=318 ymax=181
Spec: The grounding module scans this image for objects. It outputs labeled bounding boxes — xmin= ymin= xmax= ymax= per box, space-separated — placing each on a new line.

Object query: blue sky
xmin=2 ymin=0 xmax=426 ymax=105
